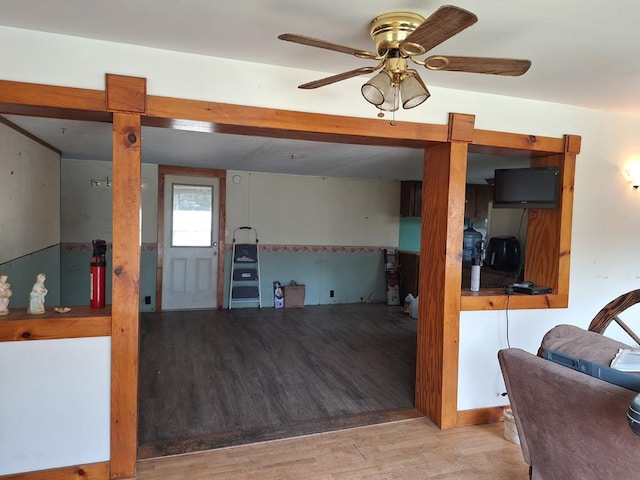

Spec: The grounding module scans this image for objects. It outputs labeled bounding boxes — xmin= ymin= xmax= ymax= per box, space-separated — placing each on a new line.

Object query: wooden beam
xmin=106 ymin=74 xmax=147 ymax=114
xmin=146 ymin=96 xmax=448 ymax=147
xmin=415 ymin=114 xmax=474 ymax=428
xmin=448 ymin=112 xmax=475 ymax=143
xmin=416 ymin=138 xmax=469 ymax=428
xmin=0 ymin=79 xmax=105 ymax=112
xmin=110 ymin=112 xmax=142 ymax=479
xmin=526 ymin=149 xmax=576 ymax=295
xmin=472 ymin=128 xmax=566 ymax=154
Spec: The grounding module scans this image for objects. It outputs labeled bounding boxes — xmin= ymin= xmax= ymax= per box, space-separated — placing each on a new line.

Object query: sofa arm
xmin=537 ymin=324 xmax=631 ymax=364
xmin=498 ymin=348 xmax=639 ymax=480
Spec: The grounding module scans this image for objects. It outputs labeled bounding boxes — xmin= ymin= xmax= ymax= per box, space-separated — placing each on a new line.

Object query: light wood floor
xmin=136 ymin=418 xmax=529 ymax=480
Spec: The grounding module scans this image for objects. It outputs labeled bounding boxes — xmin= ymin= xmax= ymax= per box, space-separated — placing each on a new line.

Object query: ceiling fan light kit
xmin=400 ymin=72 xmax=431 ymax=109
xmin=278 ymin=5 xmax=531 ymax=118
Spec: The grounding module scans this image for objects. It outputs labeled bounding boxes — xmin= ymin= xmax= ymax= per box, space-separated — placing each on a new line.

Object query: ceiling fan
xmin=278 ymin=5 xmax=531 ymax=115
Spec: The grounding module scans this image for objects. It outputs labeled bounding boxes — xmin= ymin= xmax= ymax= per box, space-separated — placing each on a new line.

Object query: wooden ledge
xmin=0 ymin=305 xmax=111 ymax=342
xmin=461 ymin=289 xmax=568 ymax=311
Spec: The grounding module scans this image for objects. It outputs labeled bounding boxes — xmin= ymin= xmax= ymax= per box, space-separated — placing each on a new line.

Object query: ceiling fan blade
xmin=298 ymin=66 xmax=381 ymax=89
xmin=278 ymin=33 xmax=379 ymax=59
xmin=424 ymin=55 xmax=531 ymax=76
xmin=402 ymin=6 xmax=477 ymax=54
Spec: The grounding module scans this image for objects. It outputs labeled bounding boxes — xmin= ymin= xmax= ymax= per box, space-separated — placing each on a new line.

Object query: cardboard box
xmin=284 ymin=282 xmax=305 ymax=308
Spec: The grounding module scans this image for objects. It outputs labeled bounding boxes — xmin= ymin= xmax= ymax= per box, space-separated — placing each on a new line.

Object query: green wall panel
xmin=0 ymin=245 xmax=61 ymax=309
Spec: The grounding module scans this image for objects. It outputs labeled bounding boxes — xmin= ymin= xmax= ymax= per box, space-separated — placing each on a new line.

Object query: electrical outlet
xmin=329 ymin=290 xmax=335 ymax=298
xmin=144 ymin=296 xmax=151 ymax=305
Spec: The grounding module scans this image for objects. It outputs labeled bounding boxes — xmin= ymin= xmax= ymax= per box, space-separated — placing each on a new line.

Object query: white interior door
xmin=162 ymin=175 xmax=220 ymax=310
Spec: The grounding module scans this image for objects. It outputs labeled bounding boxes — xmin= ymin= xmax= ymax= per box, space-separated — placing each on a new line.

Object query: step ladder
xmin=228 ymin=226 xmax=262 ymax=309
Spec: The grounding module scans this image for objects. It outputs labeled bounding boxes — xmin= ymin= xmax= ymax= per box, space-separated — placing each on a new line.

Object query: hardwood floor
xmin=135 ymin=418 xmax=529 ymax=479
xmin=138 ymin=304 xmax=418 ymax=458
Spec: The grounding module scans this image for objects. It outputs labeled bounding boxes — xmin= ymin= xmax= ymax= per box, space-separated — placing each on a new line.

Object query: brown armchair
xmin=498 ymin=325 xmax=640 ymax=480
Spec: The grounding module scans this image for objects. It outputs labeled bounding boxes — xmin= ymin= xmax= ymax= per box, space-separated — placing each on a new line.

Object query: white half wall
xmin=0 ymin=337 xmax=111 ymax=475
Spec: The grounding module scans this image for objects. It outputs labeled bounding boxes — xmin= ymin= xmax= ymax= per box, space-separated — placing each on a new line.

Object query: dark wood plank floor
xmin=138 ymin=303 xmax=418 ymax=458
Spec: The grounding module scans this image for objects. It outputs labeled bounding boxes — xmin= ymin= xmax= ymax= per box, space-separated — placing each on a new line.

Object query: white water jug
xmin=410 ymin=295 xmax=419 ymax=319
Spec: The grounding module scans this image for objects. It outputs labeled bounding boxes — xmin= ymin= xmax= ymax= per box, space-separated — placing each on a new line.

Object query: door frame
xmin=156 ymin=165 xmax=227 ymax=311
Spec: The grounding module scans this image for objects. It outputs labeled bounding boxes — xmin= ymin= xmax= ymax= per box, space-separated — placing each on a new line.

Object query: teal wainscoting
xmin=398 ymin=217 xmax=421 ymax=252
xmin=59 ymin=244 xmax=387 ymax=311
xmin=60 ymin=244 xmax=157 ymax=312
xmin=224 ymin=247 xmax=388 ymax=308
xmin=0 ymin=245 xmax=61 ymax=308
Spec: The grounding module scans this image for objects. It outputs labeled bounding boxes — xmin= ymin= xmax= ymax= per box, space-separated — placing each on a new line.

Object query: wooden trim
xmin=146 ymin=96 xmax=449 ymax=147
xmin=556 ymin=150 xmax=576 ymax=297
xmin=457 ymin=406 xmax=509 ymax=426
xmin=0 ymin=461 xmax=109 ymax=480
xmin=524 ymin=152 xmax=575 ymax=293
xmin=416 ymin=138 xmax=470 ymax=429
xmin=105 ymin=74 xmax=147 ymax=114
xmin=447 ymin=113 xmax=475 ymax=143
xmin=217 ymin=175 xmax=227 ymax=309
xmin=110 ymin=113 xmax=142 ymax=479
xmin=0 ymin=79 xmax=105 ymax=112
xmin=155 ymin=173 xmax=165 ymax=312
xmin=472 ymin=129 xmax=566 ymax=154
xmin=564 ymin=134 xmax=582 ymax=154
xmin=0 ymin=115 xmax=61 ymax=155
xmin=461 ymin=292 xmax=568 ymax=311
xmin=156 ymin=166 xmax=227 ymax=311
xmin=0 ymin=307 xmax=111 ymax=342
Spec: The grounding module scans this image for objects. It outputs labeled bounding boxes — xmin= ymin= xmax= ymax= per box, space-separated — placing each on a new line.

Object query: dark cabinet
xmin=465 ymin=183 xmax=493 ymax=219
xmin=398 ymin=251 xmax=420 ymax=302
xmin=400 ymin=181 xmax=422 ymax=217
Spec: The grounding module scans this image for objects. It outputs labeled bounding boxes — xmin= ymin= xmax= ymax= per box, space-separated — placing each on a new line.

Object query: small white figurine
xmin=0 ymin=275 xmax=12 ymax=315
xmin=27 ymin=273 xmax=48 ymax=315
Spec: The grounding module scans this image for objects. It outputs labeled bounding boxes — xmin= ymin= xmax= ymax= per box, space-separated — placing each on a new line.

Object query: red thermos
xmin=90 ymin=239 xmax=107 ymax=309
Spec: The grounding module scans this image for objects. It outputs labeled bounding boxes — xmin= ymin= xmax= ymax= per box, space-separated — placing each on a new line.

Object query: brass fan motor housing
xmin=369 ymin=12 xmax=426 ymax=56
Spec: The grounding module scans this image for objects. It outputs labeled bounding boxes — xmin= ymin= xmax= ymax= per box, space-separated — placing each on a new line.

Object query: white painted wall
xmin=61 ymin=159 xmax=159 ymax=243
xmin=0 ymin=337 xmax=110 ymax=475
xmin=2 ymin=25 xmax=640 ymax=471
xmin=0 ymin=121 xmax=60 ymax=264
xmin=225 ymin=171 xmax=399 ymax=246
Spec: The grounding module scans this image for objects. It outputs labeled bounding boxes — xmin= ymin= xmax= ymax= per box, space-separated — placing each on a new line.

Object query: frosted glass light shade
xmin=400 ymin=74 xmax=430 ymax=109
xmin=377 ymin=84 xmax=400 ymax=111
xmin=361 ymin=71 xmax=393 ymax=106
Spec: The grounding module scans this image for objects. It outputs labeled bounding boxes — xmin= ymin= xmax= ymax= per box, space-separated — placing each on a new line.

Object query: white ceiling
xmin=1 ymin=0 xmax=638 ymax=181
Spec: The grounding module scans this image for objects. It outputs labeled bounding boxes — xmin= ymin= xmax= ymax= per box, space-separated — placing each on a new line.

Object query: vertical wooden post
xmin=415 ymin=113 xmax=474 ymax=428
xmin=107 ymin=75 xmax=145 ymax=479
xmin=527 ymin=134 xmax=579 ymax=294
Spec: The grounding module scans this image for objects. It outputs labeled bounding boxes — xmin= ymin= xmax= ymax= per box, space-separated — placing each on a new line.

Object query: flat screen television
xmin=493 ymin=166 xmax=560 ymax=209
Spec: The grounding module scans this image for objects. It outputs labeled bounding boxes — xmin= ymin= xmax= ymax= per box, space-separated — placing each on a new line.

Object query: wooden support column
xmin=415 ymin=113 xmax=474 ymax=428
xmin=527 ymin=134 xmax=580 ymax=295
xmin=107 ymin=75 xmax=145 ymax=479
